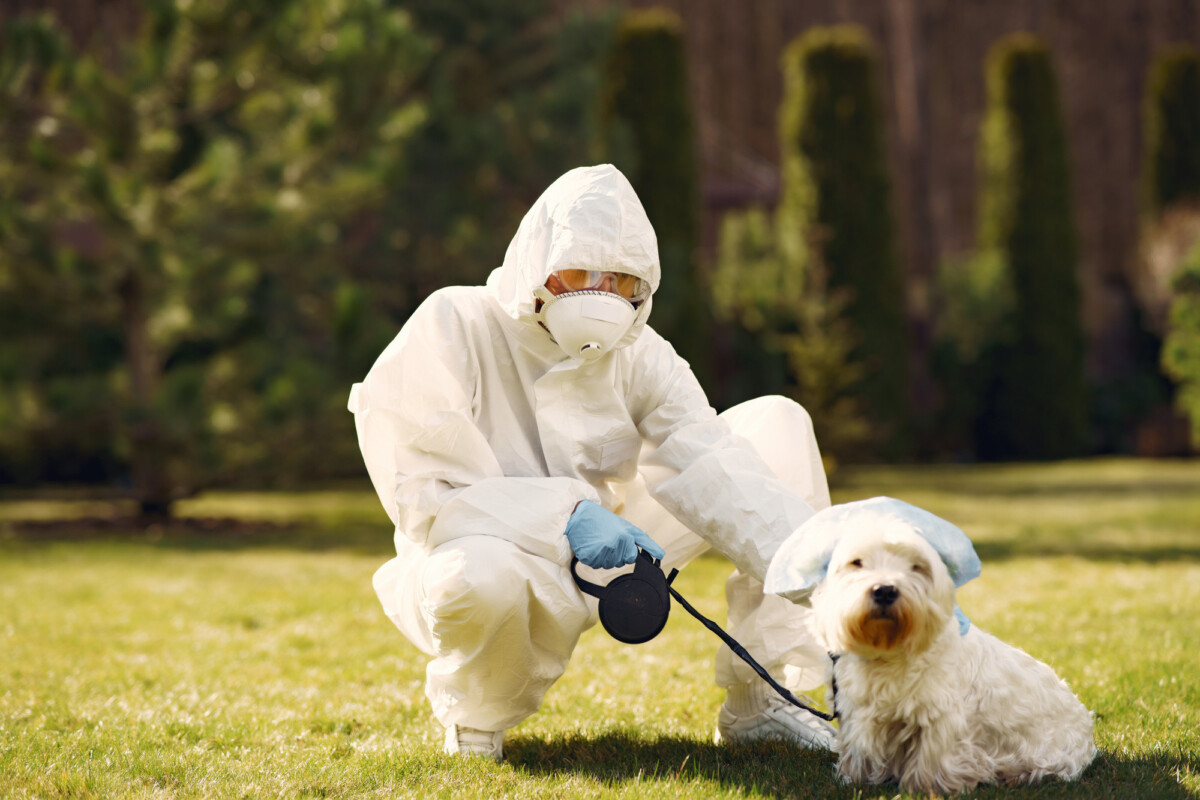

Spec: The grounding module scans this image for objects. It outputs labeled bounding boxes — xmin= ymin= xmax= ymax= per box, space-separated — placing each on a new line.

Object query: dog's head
xmin=764 ymin=497 xmax=980 ymax=658
xmin=811 ymin=522 xmax=956 ymax=657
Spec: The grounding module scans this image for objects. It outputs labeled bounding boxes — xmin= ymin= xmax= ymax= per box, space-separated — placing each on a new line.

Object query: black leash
xmin=665 ymin=567 xmax=839 ymax=722
xmin=571 ymin=552 xmax=838 ymax=722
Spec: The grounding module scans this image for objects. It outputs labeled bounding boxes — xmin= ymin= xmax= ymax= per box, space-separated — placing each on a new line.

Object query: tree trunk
xmin=117 ymin=269 xmax=173 ymax=522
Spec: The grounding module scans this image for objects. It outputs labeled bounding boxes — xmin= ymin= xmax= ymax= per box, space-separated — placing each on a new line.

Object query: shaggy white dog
xmin=764 ymin=497 xmax=1097 ymax=795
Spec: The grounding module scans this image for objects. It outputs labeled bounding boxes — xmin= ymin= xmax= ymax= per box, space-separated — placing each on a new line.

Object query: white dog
xmin=764 ymin=497 xmax=1096 ymax=795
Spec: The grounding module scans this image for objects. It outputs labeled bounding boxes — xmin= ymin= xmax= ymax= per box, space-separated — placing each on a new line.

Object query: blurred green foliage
xmin=778 ymin=26 xmax=909 ymax=458
xmin=940 ymin=34 xmax=1088 ymax=460
xmin=2 ymin=4 xmax=1160 ymax=499
xmin=0 ymin=0 xmax=614 ymax=516
xmin=929 ymin=249 xmax=1015 ymax=458
xmin=596 ymin=8 xmax=709 ymax=385
xmin=364 ymin=0 xmax=617 ymax=316
xmin=1130 ymin=44 xmax=1200 ymax=454
xmin=1144 ymin=44 xmax=1200 ymax=215
xmin=712 ymin=207 xmax=869 ymax=465
xmin=1163 ymin=244 xmax=1200 ymax=445
xmin=0 ymin=1 xmax=428 ymax=515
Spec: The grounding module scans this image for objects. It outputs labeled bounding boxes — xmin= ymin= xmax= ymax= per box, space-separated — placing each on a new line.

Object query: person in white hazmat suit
xmin=349 ymin=164 xmax=836 ymax=761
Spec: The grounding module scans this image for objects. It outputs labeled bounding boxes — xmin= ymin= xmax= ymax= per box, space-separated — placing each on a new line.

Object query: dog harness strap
xmin=666 ymin=575 xmax=838 ymax=722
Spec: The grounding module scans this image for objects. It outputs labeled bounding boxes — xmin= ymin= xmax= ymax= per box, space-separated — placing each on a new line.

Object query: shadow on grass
xmin=0 ymin=517 xmax=395 ymax=556
xmin=833 ymin=463 xmax=1200 ymax=502
xmin=972 ymin=541 xmax=1200 ymax=565
xmin=507 ymin=732 xmax=846 ymax=799
xmin=839 ymin=478 xmax=1200 ymax=501
xmin=507 ymin=733 xmax=1197 ymax=800
xmin=5 ymin=517 xmax=1200 ymax=566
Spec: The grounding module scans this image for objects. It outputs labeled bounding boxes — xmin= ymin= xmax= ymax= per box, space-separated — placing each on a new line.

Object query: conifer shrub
xmin=778 ymin=26 xmax=909 ymax=456
xmin=1126 ymin=45 xmax=1200 ymax=455
xmin=969 ymin=33 xmax=1088 ymax=459
xmin=597 ymin=8 xmax=708 ymax=383
xmin=1145 ymin=45 xmax=1200 ymax=214
xmin=1162 ymin=244 xmax=1200 ymax=446
xmin=712 ymin=207 xmax=869 ymax=464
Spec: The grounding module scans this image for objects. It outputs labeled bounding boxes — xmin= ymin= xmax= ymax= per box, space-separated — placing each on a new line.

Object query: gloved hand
xmin=565 ymin=500 xmax=665 ymax=569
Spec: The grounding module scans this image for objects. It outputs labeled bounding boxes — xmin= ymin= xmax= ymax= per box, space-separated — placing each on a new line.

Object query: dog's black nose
xmin=872 ymin=584 xmax=899 ymax=607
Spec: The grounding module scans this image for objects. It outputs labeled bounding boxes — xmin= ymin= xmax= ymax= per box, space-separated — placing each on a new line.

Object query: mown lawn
xmin=1 ymin=459 xmax=1197 ymax=799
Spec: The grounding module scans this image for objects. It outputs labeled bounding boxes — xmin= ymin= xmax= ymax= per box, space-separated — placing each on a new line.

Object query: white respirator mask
xmin=534 ymin=287 xmax=637 ymax=362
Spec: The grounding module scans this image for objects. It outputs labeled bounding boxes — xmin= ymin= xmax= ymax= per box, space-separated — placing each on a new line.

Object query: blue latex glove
xmin=565 ymin=500 xmax=665 ymax=569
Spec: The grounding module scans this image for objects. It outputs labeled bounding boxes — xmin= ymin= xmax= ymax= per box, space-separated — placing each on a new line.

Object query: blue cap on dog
xmin=763 ymin=497 xmax=982 ymax=635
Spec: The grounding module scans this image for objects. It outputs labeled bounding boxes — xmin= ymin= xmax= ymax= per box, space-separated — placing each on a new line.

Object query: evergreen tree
xmin=1144 ymin=44 xmax=1200 ymax=215
xmin=930 ymin=248 xmax=1016 ymax=458
xmin=1162 ymin=244 xmax=1200 ymax=445
xmin=778 ymin=26 xmax=909 ymax=456
xmin=973 ymin=34 xmax=1088 ymax=459
xmin=0 ymin=3 xmax=427 ymax=517
xmin=596 ymin=8 xmax=708 ymax=384
xmin=368 ymin=0 xmax=617 ymax=318
xmin=1094 ymin=44 xmax=1200 ymax=455
xmin=712 ymin=207 xmax=869 ymax=463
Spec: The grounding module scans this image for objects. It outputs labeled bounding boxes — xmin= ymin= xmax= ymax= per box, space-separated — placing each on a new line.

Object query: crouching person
xmin=349 ymin=165 xmax=835 ymax=760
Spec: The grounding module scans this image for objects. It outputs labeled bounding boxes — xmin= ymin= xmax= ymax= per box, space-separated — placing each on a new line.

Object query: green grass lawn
xmin=1 ymin=459 xmax=1198 ymax=799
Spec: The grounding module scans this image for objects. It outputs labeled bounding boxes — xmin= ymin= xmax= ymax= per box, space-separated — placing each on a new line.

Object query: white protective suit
xmin=349 ymin=164 xmax=832 ymax=732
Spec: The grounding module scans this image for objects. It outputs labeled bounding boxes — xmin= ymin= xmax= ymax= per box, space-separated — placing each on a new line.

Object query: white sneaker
xmin=443 ymin=723 xmax=505 ymax=761
xmin=714 ymin=692 xmax=836 ymax=750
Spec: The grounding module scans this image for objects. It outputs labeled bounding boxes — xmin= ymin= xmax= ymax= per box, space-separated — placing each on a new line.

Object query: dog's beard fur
xmin=846 ymin=604 xmax=913 ymax=652
xmin=807 ymin=523 xmax=1096 ymax=795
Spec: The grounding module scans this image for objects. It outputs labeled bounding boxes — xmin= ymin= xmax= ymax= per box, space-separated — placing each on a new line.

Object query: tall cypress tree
xmin=779 ymin=26 xmax=909 ymax=456
xmin=1144 ymin=44 xmax=1200 ymax=215
xmin=1162 ymin=248 xmax=1200 ymax=446
xmin=596 ymin=9 xmax=708 ymax=384
xmin=1148 ymin=45 xmax=1200 ymax=450
xmin=975 ymin=34 xmax=1088 ymax=459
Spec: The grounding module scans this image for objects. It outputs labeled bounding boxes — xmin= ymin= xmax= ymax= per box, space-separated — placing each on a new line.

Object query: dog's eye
xmin=912 ymin=563 xmax=931 ymax=576
xmin=849 ymin=559 xmax=863 ymax=568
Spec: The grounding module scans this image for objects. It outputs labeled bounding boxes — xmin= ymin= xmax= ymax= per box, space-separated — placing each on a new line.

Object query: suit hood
xmin=487 ymin=164 xmax=660 ymax=350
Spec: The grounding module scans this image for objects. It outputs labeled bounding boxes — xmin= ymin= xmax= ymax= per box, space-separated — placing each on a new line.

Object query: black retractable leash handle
xmin=571 ymin=549 xmax=673 ymax=644
xmin=571 ymin=550 xmax=837 ymax=722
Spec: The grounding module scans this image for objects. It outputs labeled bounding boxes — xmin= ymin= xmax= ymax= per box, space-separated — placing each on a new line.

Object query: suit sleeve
xmin=348 ymin=293 xmax=599 ymax=565
xmin=627 ymin=332 xmax=817 ymax=581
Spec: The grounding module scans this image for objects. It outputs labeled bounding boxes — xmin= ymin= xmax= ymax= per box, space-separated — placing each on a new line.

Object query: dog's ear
xmin=764 ymin=506 xmax=853 ymax=601
xmin=764 ymin=497 xmax=983 ymax=603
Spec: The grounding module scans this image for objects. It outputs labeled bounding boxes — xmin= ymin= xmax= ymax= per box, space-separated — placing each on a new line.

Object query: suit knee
xmin=720 ymin=395 xmax=829 ymax=509
xmin=421 ymin=537 xmax=530 ymax=627
xmin=741 ymin=395 xmax=814 ymax=435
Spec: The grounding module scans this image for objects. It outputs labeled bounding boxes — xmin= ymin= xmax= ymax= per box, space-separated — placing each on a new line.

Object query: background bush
xmin=1123 ymin=45 xmax=1200 ymax=454
xmin=0 ymin=3 xmax=428 ymax=515
xmin=1144 ymin=44 xmax=1200 ymax=215
xmin=712 ymin=205 xmax=869 ymax=465
xmin=777 ymin=25 xmax=909 ymax=458
xmin=362 ymin=0 xmax=616 ymax=318
xmin=942 ymin=33 xmax=1088 ymax=461
xmin=1163 ymin=245 xmax=1200 ymax=445
xmin=0 ymin=1 xmax=614 ymax=515
xmin=596 ymin=8 xmax=709 ymax=385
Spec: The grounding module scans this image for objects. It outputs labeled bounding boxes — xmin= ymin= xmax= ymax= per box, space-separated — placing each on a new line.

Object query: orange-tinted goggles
xmin=552 ymin=269 xmax=649 ymax=301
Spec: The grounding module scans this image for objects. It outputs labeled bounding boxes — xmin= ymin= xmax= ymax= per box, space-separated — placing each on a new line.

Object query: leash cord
xmin=665 ymin=577 xmax=838 ymax=722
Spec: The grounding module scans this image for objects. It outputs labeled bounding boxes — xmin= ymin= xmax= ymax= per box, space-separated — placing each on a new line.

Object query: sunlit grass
xmin=2 ymin=458 xmax=1198 ymax=798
